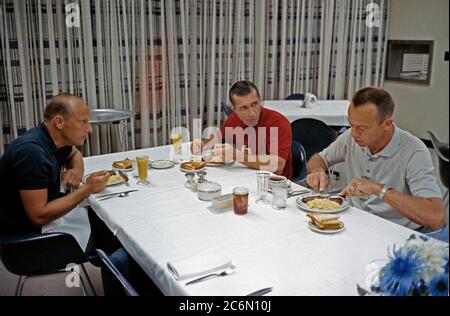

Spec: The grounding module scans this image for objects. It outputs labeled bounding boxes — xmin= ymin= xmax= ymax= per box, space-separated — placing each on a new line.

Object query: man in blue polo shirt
xmin=0 ymin=93 xmax=110 ymax=249
xmin=0 ymin=93 xmax=163 ymax=295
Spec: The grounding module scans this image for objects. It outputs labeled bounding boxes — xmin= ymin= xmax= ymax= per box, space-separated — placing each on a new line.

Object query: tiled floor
xmin=0 ymin=149 xmax=447 ymax=296
xmin=0 ymin=260 xmax=104 ymax=296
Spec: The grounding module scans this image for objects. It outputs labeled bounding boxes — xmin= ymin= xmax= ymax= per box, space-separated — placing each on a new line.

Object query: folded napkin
xmin=167 ymin=255 xmax=233 ymax=281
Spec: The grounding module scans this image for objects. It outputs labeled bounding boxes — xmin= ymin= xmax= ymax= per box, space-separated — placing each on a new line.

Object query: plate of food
xmin=112 ymin=158 xmax=134 ymax=171
xmin=83 ymin=171 xmax=125 ymax=186
xmin=202 ymin=152 xmax=234 ymax=167
xmin=296 ymin=194 xmax=348 ymax=213
xmin=307 ymin=212 xmax=345 ymax=234
xmin=179 ymin=160 xmax=206 ymax=173
xmin=149 ymin=159 xmax=175 ymax=169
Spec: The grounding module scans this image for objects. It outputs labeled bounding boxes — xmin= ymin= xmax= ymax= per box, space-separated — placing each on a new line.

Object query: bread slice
xmin=112 ymin=158 xmax=132 ymax=169
xmin=306 ymin=212 xmax=340 ymax=223
xmin=307 ymin=212 xmax=343 ymax=230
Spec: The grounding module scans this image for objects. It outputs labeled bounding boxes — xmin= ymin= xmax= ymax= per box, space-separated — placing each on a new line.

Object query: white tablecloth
xmin=84 ymin=144 xmax=417 ymax=296
xmin=263 ymin=100 xmax=350 ymax=126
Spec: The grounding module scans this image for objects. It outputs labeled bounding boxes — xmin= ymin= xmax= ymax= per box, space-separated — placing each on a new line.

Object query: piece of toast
xmin=180 ymin=161 xmax=206 ymax=170
xmin=307 ymin=212 xmax=343 ymax=230
xmin=112 ymin=158 xmax=132 ymax=169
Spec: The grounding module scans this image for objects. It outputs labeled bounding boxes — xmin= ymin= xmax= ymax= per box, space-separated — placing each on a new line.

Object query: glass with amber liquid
xmin=171 ymin=133 xmax=183 ymax=161
xmin=233 ymin=187 xmax=249 ymax=215
xmin=136 ymin=155 xmax=149 ymax=185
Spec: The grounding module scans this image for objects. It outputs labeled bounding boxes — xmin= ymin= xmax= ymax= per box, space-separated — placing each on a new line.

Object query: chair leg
xmin=78 ymin=272 xmax=88 ymax=296
xmin=15 ymin=275 xmax=25 ymax=296
xmin=80 ymin=263 xmax=97 ymax=296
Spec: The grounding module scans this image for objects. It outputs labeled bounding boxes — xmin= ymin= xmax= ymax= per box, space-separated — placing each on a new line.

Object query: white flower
xmin=365 ymin=259 xmax=388 ymax=289
xmin=416 ymin=238 xmax=448 ymax=283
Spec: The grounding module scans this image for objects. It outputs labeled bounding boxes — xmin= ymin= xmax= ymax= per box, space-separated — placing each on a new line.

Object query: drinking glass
xmin=271 ymin=185 xmax=288 ymax=210
xmin=171 ymin=133 xmax=183 ymax=161
xmin=233 ymin=187 xmax=249 ymax=215
xmin=136 ymin=155 xmax=149 ymax=185
xmin=255 ymin=171 xmax=270 ymax=205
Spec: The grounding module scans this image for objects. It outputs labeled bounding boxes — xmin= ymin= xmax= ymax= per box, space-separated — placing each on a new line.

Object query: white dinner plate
xmin=308 ymin=221 xmax=345 ymax=234
xmin=83 ymin=172 xmax=125 ymax=186
xmin=204 ymin=160 xmax=235 ymax=167
xmin=179 ymin=166 xmax=206 ymax=173
xmin=296 ymin=194 xmax=349 ymax=213
xmin=112 ymin=166 xmax=134 ymax=172
xmin=150 ymin=159 xmax=175 ymax=169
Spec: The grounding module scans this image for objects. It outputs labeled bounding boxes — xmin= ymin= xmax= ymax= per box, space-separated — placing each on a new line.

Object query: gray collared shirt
xmin=319 ymin=125 xmax=442 ymax=229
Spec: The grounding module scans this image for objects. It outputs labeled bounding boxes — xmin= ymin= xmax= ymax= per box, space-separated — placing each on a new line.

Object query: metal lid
xmin=89 ymin=109 xmax=134 ymax=125
xmin=198 ymin=181 xmax=221 ymax=193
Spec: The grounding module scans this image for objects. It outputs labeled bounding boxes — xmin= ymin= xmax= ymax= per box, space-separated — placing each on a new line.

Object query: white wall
xmin=383 ymin=0 xmax=449 ymax=142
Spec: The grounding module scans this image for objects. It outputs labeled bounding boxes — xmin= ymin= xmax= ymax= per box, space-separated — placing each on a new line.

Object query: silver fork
xmin=185 ymin=265 xmax=236 ymax=286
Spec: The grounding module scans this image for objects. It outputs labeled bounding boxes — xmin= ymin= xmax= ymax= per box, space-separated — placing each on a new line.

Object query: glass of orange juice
xmin=136 ymin=155 xmax=149 ymax=185
xmin=171 ymin=133 xmax=183 ymax=161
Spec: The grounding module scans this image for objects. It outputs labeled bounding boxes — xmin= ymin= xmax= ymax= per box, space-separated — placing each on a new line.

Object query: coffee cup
xmin=268 ymin=175 xmax=287 ymax=189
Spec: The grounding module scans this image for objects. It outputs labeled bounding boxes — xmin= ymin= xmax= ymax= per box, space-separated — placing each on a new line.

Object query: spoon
xmin=185 ymin=265 xmax=236 ymax=286
xmin=98 ymin=191 xmax=132 ymax=201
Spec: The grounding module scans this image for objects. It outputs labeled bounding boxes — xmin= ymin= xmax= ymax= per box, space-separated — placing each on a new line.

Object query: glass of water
xmin=271 ymin=185 xmax=288 ymax=210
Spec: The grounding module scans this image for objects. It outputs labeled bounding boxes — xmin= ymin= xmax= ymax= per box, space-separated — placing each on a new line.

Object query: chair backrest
xmin=285 ymin=93 xmax=305 ymax=101
xmin=0 ymin=232 xmax=88 ymax=276
xmin=291 ymin=141 xmax=307 ymax=182
xmin=290 ymin=118 xmax=339 ymax=161
xmin=427 ymin=130 xmax=449 ymax=189
xmin=95 ymin=248 xmax=139 ymax=296
xmin=221 ymin=102 xmax=234 ymax=117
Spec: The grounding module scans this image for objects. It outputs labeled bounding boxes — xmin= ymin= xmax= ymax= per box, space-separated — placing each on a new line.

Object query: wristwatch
xmin=378 ymin=185 xmax=390 ymax=200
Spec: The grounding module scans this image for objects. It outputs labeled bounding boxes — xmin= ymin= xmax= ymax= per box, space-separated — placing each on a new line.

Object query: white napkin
xmin=42 ymin=205 xmax=91 ymax=251
xmin=167 ymin=255 xmax=233 ymax=281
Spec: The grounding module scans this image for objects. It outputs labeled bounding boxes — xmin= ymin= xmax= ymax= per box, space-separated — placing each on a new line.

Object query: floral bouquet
xmin=364 ymin=234 xmax=449 ymax=296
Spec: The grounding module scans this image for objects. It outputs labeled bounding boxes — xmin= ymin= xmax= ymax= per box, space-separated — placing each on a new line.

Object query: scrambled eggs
xmin=306 ymin=198 xmax=340 ymax=210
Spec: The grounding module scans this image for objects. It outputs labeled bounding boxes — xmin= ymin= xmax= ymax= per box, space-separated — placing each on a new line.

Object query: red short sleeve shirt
xmin=219 ymin=107 xmax=293 ymax=179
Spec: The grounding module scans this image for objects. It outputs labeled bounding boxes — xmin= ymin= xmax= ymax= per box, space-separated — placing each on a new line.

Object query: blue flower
xmin=428 ymin=273 xmax=449 ymax=296
xmin=445 ymin=258 xmax=449 ymax=274
xmin=380 ymin=246 xmax=424 ymax=296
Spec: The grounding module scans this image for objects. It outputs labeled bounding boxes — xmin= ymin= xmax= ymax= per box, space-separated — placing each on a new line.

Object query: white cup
xmin=268 ymin=175 xmax=287 ymax=190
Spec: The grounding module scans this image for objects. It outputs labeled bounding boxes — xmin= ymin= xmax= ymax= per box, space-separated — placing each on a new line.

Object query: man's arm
xmin=340 ymin=178 xmax=445 ymax=230
xmin=20 ymin=171 xmax=110 ymax=226
xmin=61 ymin=147 xmax=84 ymax=188
xmin=383 ymin=191 xmax=445 ymax=230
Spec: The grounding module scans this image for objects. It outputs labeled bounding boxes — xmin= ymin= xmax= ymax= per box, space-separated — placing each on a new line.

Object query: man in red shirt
xmin=193 ymin=81 xmax=293 ymax=179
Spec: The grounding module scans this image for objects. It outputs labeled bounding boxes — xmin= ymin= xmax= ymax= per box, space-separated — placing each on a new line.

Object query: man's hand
xmin=339 ymin=178 xmax=383 ymax=197
xmin=85 ymin=170 xmax=111 ymax=194
xmin=61 ymin=168 xmax=83 ymax=189
xmin=213 ymin=143 xmax=235 ymax=162
xmin=306 ymin=169 xmax=329 ymax=191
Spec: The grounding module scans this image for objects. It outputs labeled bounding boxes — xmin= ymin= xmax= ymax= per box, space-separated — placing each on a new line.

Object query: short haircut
xmin=351 ymin=87 xmax=395 ymax=120
xmin=229 ymin=80 xmax=260 ymax=105
xmin=43 ymin=93 xmax=82 ymax=121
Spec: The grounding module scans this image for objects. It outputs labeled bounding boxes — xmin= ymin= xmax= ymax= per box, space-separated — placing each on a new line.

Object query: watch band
xmin=378 ymin=185 xmax=390 ymax=200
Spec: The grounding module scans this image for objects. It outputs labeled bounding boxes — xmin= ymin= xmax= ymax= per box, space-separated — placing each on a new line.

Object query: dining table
xmin=262 ymin=100 xmax=350 ymax=126
xmin=84 ymin=143 xmax=418 ymax=296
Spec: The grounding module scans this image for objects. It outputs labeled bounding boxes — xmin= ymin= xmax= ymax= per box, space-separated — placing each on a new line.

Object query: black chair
xmin=290 ymin=118 xmax=339 ymax=162
xmin=0 ymin=232 xmax=97 ymax=296
xmin=285 ymin=93 xmax=305 ymax=101
xmin=221 ymin=101 xmax=234 ymax=117
xmin=95 ymin=248 xmax=139 ymax=296
xmin=427 ymin=130 xmax=449 ymax=191
xmin=291 ymin=141 xmax=307 ymax=183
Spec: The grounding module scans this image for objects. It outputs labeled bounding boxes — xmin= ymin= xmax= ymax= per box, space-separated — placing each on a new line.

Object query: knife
xmin=246 ymin=287 xmax=273 ymax=296
xmin=95 ymin=189 xmax=138 ymax=199
xmin=117 ymin=169 xmax=129 ymax=185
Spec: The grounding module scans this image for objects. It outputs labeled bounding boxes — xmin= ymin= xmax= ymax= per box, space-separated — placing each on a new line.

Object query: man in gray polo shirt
xmin=306 ymin=87 xmax=445 ymax=231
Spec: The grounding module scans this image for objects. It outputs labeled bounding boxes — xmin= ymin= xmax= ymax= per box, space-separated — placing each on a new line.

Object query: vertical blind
xmin=0 ymin=0 xmax=389 ymax=155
